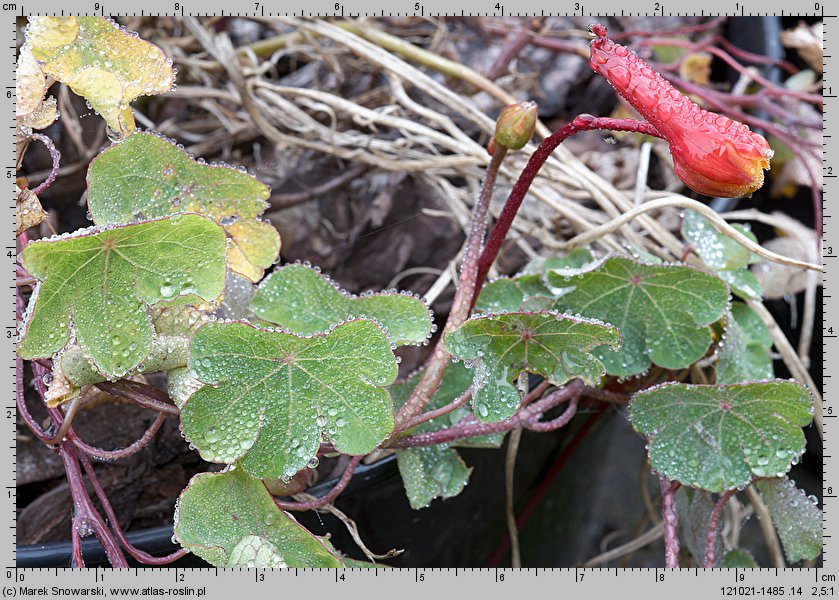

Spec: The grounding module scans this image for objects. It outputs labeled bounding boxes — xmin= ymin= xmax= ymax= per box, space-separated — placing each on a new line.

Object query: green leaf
xmin=476 ymin=278 xmax=527 ymax=313
xmin=717 ymin=270 xmax=763 ymax=303
xmin=551 ymin=256 xmax=729 ymax=377
xmin=87 ymin=132 xmax=280 ymax=282
xmin=717 ymin=303 xmax=774 ymax=384
xmin=719 ymin=549 xmax=758 ymax=568
xmin=629 ymin=381 xmax=813 ymax=493
xmin=389 ymin=362 xmax=492 ymax=509
xmin=756 ymin=477 xmax=823 ymax=563
xmin=475 ymin=249 xmax=594 ymax=313
xmin=683 ymin=211 xmax=760 ymax=271
xmin=396 ymin=446 xmax=472 ymax=510
xmin=682 ymin=211 xmax=762 ymax=300
xmin=445 ymin=312 xmax=619 ymax=422
xmin=251 ymin=264 xmax=433 ymax=346
xmin=174 ymin=467 xmax=343 ymax=568
xmin=19 ymin=215 xmax=226 ymax=379
xmin=25 ymin=17 xmax=174 ymax=135
xmin=182 ymin=319 xmax=397 ymax=479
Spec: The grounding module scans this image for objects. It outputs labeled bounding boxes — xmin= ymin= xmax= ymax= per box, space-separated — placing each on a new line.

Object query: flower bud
xmin=492 ymin=101 xmax=538 ymax=151
xmin=588 ymin=23 xmax=773 ymax=198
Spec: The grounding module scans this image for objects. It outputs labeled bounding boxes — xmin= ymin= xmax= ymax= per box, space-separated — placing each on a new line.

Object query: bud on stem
xmin=490 ymin=101 xmax=538 ymax=154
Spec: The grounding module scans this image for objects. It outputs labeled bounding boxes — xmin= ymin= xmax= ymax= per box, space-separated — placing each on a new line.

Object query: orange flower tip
xmin=670 ymin=130 xmax=774 ymax=198
xmin=493 ymin=101 xmax=538 ymax=151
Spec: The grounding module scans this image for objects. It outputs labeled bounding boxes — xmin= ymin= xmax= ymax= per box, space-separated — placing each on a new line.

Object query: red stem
xmin=660 ymin=478 xmax=682 ymax=568
xmin=638 ymin=37 xmax=820 ymax=105
xmin=390 ymin=380 xmax=584 ymax=449
xmin=27 ymin=132 xmax=61 ymax=196
xmin=70 ymin=412 xmax=168 ymax=461
xmin=58 ymin=440 xmax=129 ymax=568
xmin=78 ymin=451 xmax=188 ymax=565
xmin=273 ymin=455 xmax=363 ymax=511
xmin=524 ymin=394 xmax=578 ymax=432
xmin=609 ymin=16 xmax=729 ymax=40
xmin=395 ymin=146 xmax=508 ymax=428
xmin=403 ymin=387 xmax=473 ymax=431
xmin=474 ymin=116 xmax=663 ymax=297
xmin=704 ymin=489 xmax=738 ymax=567
xmin=96 ymin=380 xmax=180 ymax=415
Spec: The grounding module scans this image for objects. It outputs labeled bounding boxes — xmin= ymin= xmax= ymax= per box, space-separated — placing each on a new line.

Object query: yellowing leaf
xmin=16 ymin=184 xmax=46 ymax=236
xmin=25 ymin=16 xmax=174 ymax=135
xmin=87 ymin=132 xmax=280 ymax=282
xmin=16 ymin=45 xmax=57 ymax=130
xmin=17 ymin=45 xmax=47 ymax=118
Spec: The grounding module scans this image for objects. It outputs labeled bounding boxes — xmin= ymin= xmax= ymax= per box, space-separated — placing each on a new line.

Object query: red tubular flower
xmin=588 ymin=23 xmax=773 ymax=198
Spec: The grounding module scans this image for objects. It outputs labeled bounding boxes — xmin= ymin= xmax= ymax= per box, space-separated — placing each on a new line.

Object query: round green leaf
xmin=174 ymin=467 xmax=343 ymax=568
xmin=552 ymin=256 xmax=729 ymax=377
xmin=629 ymin=381 xmax=814 ymax=493
xmin=756 ymin=477 xmax=823 ymax=563
xmin=19 ymin=215 xmax=226 ymax=379
xmin=445 ymin=311 xmax=620 ymax=422
xmin=716 ymin=303 xmax=774 ymax=384
xmin=251 ymin=263 xmax=433 ymax=346
xmin=87 ymin=131 xmax=280 ymax=282
xmin=182 ymin=319 xmax=397 ymax=479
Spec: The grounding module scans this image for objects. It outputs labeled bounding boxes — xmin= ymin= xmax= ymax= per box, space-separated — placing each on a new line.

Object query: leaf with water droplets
xmin=396 ymin=446 xmax=472 ymax=510
xmin=18 ymin=215 xmax=226 ymax=380
xmin=174 ymin=467 xmax=343 ymax=567
xmin=25 ymin=17 xmax=174 ymax=135
xmin=682 ymin=210 xmax=762 ymax=300
xmin=445 ymin=312 xmax=619 ymax=422
xmin=251 ymin=264 xmax=432 ymax=345
xmin=16 ymin=44 xmax=57 ymax=129
xmin=181 ymin=319 xmax=397 ymax=479
xmin=756 ymin=477 xmax=822 ymax=563
xmin=717 ymin=303 xmax=774 ymax=384
xmin=719 ymin=549 xmax=758 ymax=568
xmin=476 ymin=249 xmax=594 ymax=313
xmin=552 ymin=256 xmax=729 ymax=377
xmin=630 ymin=381 xmax=813 ymax=493
xmin=389 ymin=362 xmax=493 ymax=509
xmin=87 ymin=132 xmax=280 ymax=282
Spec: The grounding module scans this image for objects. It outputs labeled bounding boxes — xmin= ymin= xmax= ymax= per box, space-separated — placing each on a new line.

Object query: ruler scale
xmin=7 ymin=3 xmax=834 ymax=598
